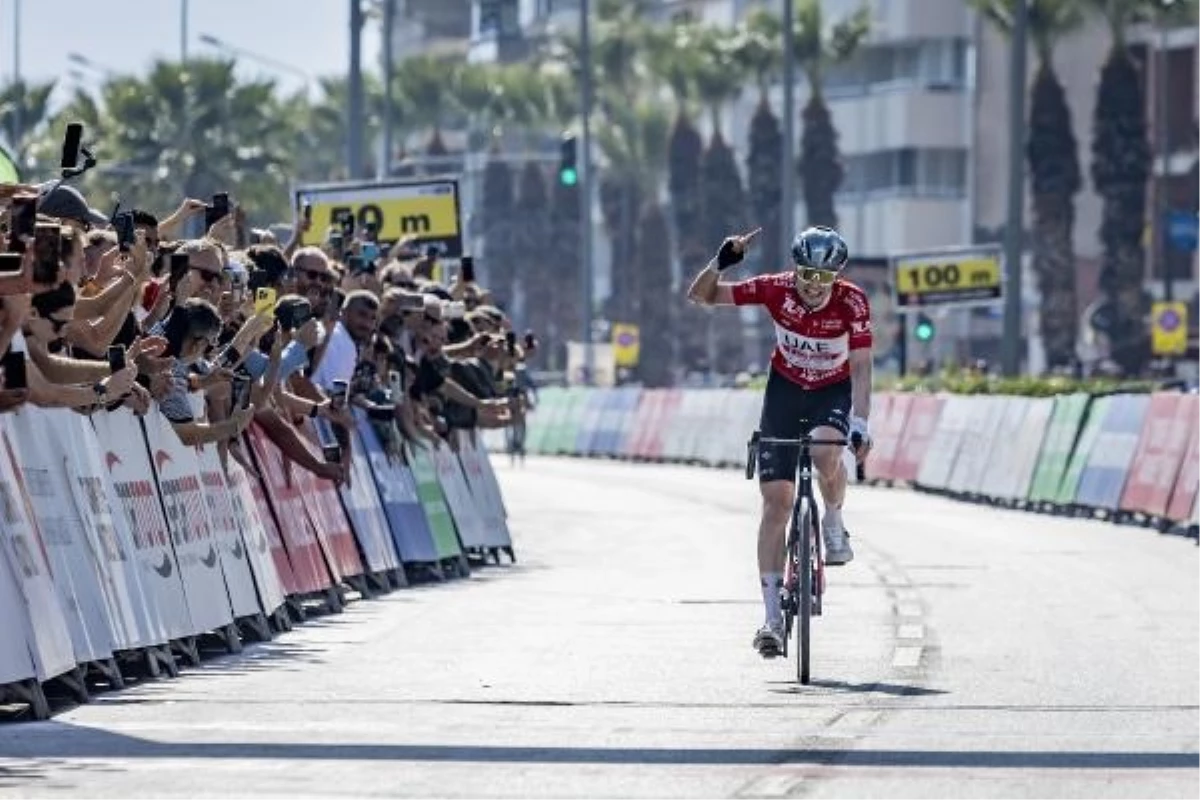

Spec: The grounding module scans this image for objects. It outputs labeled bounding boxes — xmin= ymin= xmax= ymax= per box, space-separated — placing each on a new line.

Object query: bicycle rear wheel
xmin=797 ymin=497 xmax=815 ymax=684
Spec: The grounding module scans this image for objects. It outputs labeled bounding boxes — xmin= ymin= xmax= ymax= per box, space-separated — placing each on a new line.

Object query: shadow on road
xmin=766 ymin=679 xmax=948 ymax=698
xmin=2 ymin=725 xmax=1196 ymax=770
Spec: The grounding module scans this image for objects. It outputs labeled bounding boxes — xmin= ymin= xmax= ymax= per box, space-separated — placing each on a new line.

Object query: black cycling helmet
xmin=790 ymin=225 xmax=849 ymax=271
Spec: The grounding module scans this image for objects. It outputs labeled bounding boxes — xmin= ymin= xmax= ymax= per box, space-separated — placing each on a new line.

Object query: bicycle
xmin=745 ymin=422 xmax=864 ymax=684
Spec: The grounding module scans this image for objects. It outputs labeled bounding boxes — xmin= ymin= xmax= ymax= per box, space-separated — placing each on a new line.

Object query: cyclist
xmin=685 ymin=225 xmax=874 ymax=659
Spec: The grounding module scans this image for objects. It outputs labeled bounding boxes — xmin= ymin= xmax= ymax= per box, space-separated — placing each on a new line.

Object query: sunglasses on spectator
xmin=301 ymin=268 xmax=335 ymax=285
xmin=191 ymin=267 xmax=223 ymax=285
xmin=795 ymin=267 xmax=838 ymax=286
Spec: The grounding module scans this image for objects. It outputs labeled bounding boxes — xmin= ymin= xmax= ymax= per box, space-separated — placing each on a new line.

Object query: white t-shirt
xmin=311 ymin=320 xmax=358 ymax=392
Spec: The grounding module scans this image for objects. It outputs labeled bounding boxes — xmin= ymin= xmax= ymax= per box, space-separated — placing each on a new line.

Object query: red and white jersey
xmin=730 ymin=273 xmax=872 ymax=389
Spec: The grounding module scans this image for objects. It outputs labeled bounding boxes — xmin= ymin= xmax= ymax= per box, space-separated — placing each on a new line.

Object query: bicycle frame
xmin=746 ymin=424 xmax=854 ymax=682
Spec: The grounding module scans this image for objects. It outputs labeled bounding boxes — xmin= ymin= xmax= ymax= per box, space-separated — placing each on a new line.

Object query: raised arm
xmin=684 ymin=228 xmax=761 ymax=307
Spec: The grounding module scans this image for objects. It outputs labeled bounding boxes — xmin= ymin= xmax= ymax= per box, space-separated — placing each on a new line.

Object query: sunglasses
xmin=191 ymin=267 xmax=223 ymax=285
xmin=301 ymin=268 xmax=335 ymax=285
xmin=795 ymin=267 xmax=838 ymax=286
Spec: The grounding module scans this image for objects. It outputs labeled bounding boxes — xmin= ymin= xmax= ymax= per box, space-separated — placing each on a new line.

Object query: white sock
xmin=760 ymin=573 xmax=783 ymax=626
xmin=825 ymin=506 xmax=843 ymax=531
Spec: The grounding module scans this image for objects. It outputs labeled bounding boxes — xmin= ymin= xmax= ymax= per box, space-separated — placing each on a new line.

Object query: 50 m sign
xmin=295 ymin=178 xmax=464 ymax=257
xmin=891 ymin=246 xmax=1004 ymax=311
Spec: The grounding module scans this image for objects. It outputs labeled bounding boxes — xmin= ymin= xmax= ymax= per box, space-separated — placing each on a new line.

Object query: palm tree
xmin=0 ymin=79 xmax=56 ymax=172
xmin=38 ymin=60 xmax=298 ymax=225
xmin=1085 ymin=0 xmax=1156 ymax=374
xmin=737 ymin=9 xmax=786 ymax=359
xmin=793 ymin=0 xmax=869 ymax=228
xmin=694 ymin=26 xmax=750 ymax=374
xmin=973 ymin=0 xmax=1085 ymax=370
xmin=515 ymin=162 xmax=554 ymax=337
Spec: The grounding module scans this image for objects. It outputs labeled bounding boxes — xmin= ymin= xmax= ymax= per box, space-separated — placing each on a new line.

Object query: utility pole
xmin=180 ymin=0 xmax=189 ymax=62
xmin=347 ymin=0 xmax=365 ymax=180
xmin=1000 ymin=0 xmax=1028 ymax=377
xmin=382 ymin=0 xmax=396 ymax=179
xmin=580 ymin=0 xmax=595 ymax=386
xmin=781 ymin=0 xmax=795 ymax=262
xmin=1154 ymin=11 xmax=1172 ymax=301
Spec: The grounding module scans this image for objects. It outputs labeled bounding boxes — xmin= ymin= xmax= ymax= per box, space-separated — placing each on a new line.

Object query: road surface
xmin=1 ymin=456 xmax=1196 ymax=798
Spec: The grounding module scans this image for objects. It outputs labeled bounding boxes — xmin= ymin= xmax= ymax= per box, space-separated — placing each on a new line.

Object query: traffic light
xmin=558 ymin=134 xmax=578 ymax=187
xmin=914 ymin=313 xmax=936 ymax=342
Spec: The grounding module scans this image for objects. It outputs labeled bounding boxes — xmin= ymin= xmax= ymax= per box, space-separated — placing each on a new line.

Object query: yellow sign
xmin=295 ymin=178 xmax=463 ymax=256
xmin=611 ymin=323 xmax=640 ymax=368
xmin=892 ymin=246 xmax=1003 ymax=310
xmin=1151 ymin=301 xmax=1188 ymax=356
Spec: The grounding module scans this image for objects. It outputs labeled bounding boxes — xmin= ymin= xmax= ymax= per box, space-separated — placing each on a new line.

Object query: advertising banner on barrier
xmin=0 ymin=541 xmax=37 ymax=684
xmin=917 ymin=395 xmax=971 ymax=489
xmin=456 ymin=431 xmax=511 ymax=547
xmin=472 ymin=433 xmax=509 ymax=520
xmin=948 ymin=397 xmax=1009 ymax=495
xmin=432 ymin=441 xmax=490 ymax=549
xmin=356 ymin=416 xmax=441 ymax=563
xmin=59 ymin=413 xmax=163 ymax=650
xmin=229 ymin=456 xmax=299 ymax=600
xmin=866 ymin=393 xmax=904 ymax=481
xmin=1026 ymin=394 xmax=1090 ymax=504
xmin=1119 ymin=393 xmax=1196 ymax=518
xmin=1165 ymin=403 xmax=1199 ymax=523
xmin=329 ymin=422 xmax=401 ymax=574
xmin=984 ymin=397 xmax=1053 ymax=502
xmin=5 ymin=409 xmax=115 ymax=665
xmin=142 ymin=409 xmax=235 ymax=635
xmin=0 ymin=428 xmax=76 ymax=681
xmin=296 ymin=465 xmax=367 ymax=581
xmin=1056 ymin=396 xmax=1111 ymax=505
xmin=245 ymin=425 xmax=334 ymax=595
xmin=407 ymin=443 xmax=464 ymax=559
xmin=1074 ymin=394 xmax=1150 ymax=510
xmin=224 ymin=460 xmax=288 ymax=614
xmin=196 ymin=446 xmax=264 ymax=620
xmin=91 ymin=409 xmax=194 ymax=641
xmin=890 ymin=395 xmax=943 ymax=483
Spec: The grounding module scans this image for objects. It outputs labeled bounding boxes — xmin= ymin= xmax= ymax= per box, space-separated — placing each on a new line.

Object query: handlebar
xmin=745 ymin=431 xmax=867 ymax=482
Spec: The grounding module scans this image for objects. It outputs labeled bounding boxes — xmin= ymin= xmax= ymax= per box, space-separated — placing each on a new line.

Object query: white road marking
xmin=892 ymin=646 xmax=924 ymax=668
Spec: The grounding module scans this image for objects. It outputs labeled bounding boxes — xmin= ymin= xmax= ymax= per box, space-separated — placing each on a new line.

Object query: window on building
xmin=479 ymin=0 xmax=519 ymax=36
xmin=838 ymin=148 xmax=968 ymax=199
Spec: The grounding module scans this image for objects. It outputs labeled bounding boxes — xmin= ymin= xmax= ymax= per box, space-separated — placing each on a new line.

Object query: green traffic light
xmin=559 ymin=167 xmax=578 ymax=186
xmin=914 ymin=315 xmax=935 ymax=342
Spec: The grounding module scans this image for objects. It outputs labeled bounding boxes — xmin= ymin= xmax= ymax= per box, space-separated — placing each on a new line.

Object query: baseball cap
xmin=37 ymin=184 xmax=109 ymax=228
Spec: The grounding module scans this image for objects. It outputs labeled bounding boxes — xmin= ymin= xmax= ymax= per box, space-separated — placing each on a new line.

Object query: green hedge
xmin=745 ymin=369 xmax=1161 ymax=397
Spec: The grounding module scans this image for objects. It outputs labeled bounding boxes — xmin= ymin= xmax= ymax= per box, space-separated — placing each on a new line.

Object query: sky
xmin=3 ymin=0 xmax=383 ymax=107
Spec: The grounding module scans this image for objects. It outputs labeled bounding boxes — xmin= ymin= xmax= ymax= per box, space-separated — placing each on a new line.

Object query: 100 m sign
xmin=892 ymin=250 xmax=1003 ymax=309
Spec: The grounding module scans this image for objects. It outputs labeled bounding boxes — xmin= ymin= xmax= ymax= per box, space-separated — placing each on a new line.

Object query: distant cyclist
xmin=685 ymin=225 xmax=874 ymax=659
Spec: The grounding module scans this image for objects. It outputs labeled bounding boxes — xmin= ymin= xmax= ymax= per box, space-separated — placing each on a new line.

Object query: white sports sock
xmin=824 ymin=506 xmax=843 ymax=531
xmin=760 ymin=573 xmax=783 ymax=626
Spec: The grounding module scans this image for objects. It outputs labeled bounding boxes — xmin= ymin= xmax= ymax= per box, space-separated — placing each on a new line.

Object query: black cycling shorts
xmin=757 ymin=368 xmax=851 ymax=484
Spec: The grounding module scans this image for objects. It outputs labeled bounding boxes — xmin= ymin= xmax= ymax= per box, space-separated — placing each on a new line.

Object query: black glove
xmin=716 ymin=238 xmax=744 ymax=271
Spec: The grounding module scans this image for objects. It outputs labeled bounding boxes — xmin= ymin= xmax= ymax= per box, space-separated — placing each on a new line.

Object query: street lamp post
xmin=1000 ymin=0 xmax=1028 ymax=377
xmin=197 ymin=34 xmax=312 ymax=86
xmin=781 ymin=0 xmax=795 ymax=266
xmin=580 ymin=0 xmax=595 ymax=387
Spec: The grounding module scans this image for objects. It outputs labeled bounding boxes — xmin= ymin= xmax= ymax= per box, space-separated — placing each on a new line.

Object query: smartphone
xmin=113 ymin=211 xmax=136 ymax=252
xmin=329 ymin=232 xmax=345 ymax=254
xmin=1 ymin=350 xmax=27 ymax=391
xmin=445 ymin=263 xmax=459 ymax=286
xmin=254 ymin=287 xmax=277 ymax=316
xmin=33 ymin=224 xmax=61 ymax=284
xmin=360 ymin=242 xmax=379 ymax=264
xmin=388 ymin=369 xmax=403 ymax=399
xmin=8 ymin=196 xmax=36 ymax=252
xmin=505 ymin=330 xmax=516 ymax=356
xmin=338 ymin=211 xmax=355 ymax=238
xmin=346 ymin=255 xmax=369 ymax=274
xmin=524 ymin=331 xmax=536 ymax=350
xmin=321 ymin=443 xmax=342 ymax=463
xmin=232 ymin=374 xmax=252 ymax=410
xmin=364 ymin=221 xmax=378 ymax=242
xmin=61 ymin=123 xmax=83 ymax=170
xmin=461 ymin=256 xmax=476 ymax=283
xmin=169 ymin=252 xmax=190 ymax=284
xmin=302 ymin=202 xmax=312 ymax=224
xmin=445 ymin=300 xmax=465 ymax=320
xmin=0 ymin=253 xmax=22 ymax=276
xmin=141 ymin=278 xmax=165 ymax=311
xmin=106 ymin=344 xmax=127 ymax=374
xmin=330 ymin=379 xmax=349 ymax=408
xmin=205 ymin=192 xmax=230 ymax=230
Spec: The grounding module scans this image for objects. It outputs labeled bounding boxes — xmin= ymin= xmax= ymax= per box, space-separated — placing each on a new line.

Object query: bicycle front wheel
xmin=797 ymin=497 xmax=814 ymax=684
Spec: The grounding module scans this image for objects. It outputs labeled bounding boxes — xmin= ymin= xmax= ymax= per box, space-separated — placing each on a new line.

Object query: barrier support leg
xmin=172 ymin=636 xmax=201 ymax=667
xmin=89 ymin=657 xmax=125 ymax=691
xmin=238 ymin=612 xmax=273 ymax=643
xmin=6 ymin=679 xmax=52 ymax=720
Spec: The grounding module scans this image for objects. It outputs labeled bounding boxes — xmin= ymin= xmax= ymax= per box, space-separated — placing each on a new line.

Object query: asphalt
xmin=1 ymin=456 xmax=1196 ymax=798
